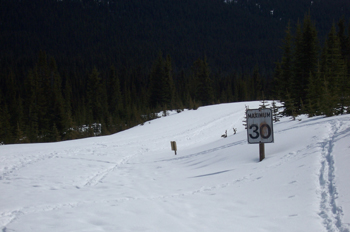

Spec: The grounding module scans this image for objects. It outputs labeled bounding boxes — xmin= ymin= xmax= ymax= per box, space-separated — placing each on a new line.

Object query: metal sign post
xmin=246 ymin=108 xmax=274 ymax=161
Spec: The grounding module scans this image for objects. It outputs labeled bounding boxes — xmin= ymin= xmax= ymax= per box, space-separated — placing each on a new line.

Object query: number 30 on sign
xmin=246 ymin=108 xmax=274 ymax=144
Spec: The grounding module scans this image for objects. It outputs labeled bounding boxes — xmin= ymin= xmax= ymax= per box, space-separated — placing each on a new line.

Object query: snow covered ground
xmin=0 ymin=101 xmax=349 ymax=232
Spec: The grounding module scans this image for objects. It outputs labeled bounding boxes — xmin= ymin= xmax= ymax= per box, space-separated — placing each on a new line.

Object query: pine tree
xmin=149 ymin=52 xmax=166 ymax=109
xmin=36 ymin=51 xmax=51 ymax=139
xmin=275 ymin=21 xmax=293 ymax=100
xmin=243 ymin=105 xmax=249 ymax=129
xmin=63 ymin=77 xmax=78 ymax=138
xmin=108 ymin=66 xmax=123 ymax=123
xmin=15 ymin=122 xmax=25 ymax=143
xmin=284 ymin=91 xmax=297 ymax=120
xmin=192 ymin=57 xmax=213 ymax=106
xmin=337 ymin=18 xmax=349 ymax=59
xmin=273 ymin=62 xmax=283 ymax=99
xmin=1 ymin=104 xmax=13 ymax=144
xmin=15 ymin=96 xmax=26 ymax=141
xmin=64 ymin=77 xmax=73 ymax=114
xmin=306 ymin=71 xmax=321 ymax=117
xmin=25 ymin=69 xmax=39 ymax=142
xmin=321 ymin=23 xmax=347 ymax=115
xmin=292 ymin=15 xmax=319 ymax=113
xmin=259 ymin=92 xmax=269 ymax=109
xmin=271 ymin=100 xmax=281 ymax=122
xmin=321 ymin=76 xmax=336 ymax=117
xmin=50 ymin=123 xmax=61 ymax=142
xmin=87 ymin=67 xmax=108 ymax=124
xmin=49 ymin=57 xmax=66 ymax=139
xmin=63 ymin=110 xmax=79 ymax=140
xmin=5 ymin=70 xmax=17 ymax=130
xmin=252 ymin=65 xmax=263 ymax=100
xmin=148 ymin=52 xmax=176 ymax=110
xmin=164 ymin=54 xmax=176 ymax=109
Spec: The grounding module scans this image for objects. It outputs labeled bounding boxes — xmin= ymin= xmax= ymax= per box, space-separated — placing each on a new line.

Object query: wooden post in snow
xmin=171 ymin=141 xmax=177 ymax=155
xmin=259 ymin=142 xmax=265 ymax=162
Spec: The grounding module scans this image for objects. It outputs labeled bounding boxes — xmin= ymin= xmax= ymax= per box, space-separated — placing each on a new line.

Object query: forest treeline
xmin=0 ymin=49 xmax=272 ymax=143
xmin=0 ymin=0 xmax=350 ymax=144
xmin=274 ymin=16 xmax=350 ymax=118
xmin=1 ymin=15 xmax=350 ymax=144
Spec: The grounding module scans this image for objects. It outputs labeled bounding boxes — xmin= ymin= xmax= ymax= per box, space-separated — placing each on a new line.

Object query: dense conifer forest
xmin=0 ymin=0 xmax=349 ymax=143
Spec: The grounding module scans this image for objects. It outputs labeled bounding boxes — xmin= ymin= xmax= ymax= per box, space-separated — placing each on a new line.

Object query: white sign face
xmin=246 ymin=108 xmax=274 ymax=144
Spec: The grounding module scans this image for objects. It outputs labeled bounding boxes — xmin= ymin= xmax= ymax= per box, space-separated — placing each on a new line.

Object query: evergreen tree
xmin=292 ymin=19 xmax=304 ymax=103
xmin=63 ymin=110 xmax=79 ymax=140
xmin=252 ymin=65 xmax=263 ymax=100
xmin=87 ymin=67 xmax=108 ymax=123
xmin=337 ymin=18 xmax=349 ymax=60
xmin=293 ymin=15 xmax=319 ymax=113
xmin=320 ymin=76 xmax=336 ymax=117
xmin=149 ymin=52 xmax=166 ymax=109
xmin=284 ymin=91 xmax=297 ymax=119
xmin=148 ymin=52 xmax=176 ymax=110
xmin=5 ymin=70 xmax=17 ymax=128
xmin=108 ymin=65 xmax=123 ymax=123
xmin=49 ymin=57 xmax=66 ymax=139
xmin=272 ymin=61 xmax=283 ymax=99
xmin=25 ymin=69 xmax=39 ymax=142
xmin=192 ymin=57 xmax=213 ymax=106
xmin=62 ymin=76 xmax=78 ymax=138
xmin=36 ymin=50 xmax=51 ymax=139
xmin=321 ymin=23 xmax=347 ymax=115
xmin=50 ymin=123 xmax=61 ymax=142
xmin=163 ymin=54 xmax=176 ymax=108
xmin=271 ymin=100 xmax=281 ymax=122
xmin=275 ymin=21 xmax=293 ymax=100
xmin=276 ymin=15 xmax=320 ymax=117
xmin=243 ymin=105 xmax=249 ymax=129
xmin=1 ymin=104 xmax=13 ymax=144
xmin=259 ymin=92 xmax=269 ymax=109
xmin=15 ymin=122 xmax=26 ymax=143
xmin=306 ymin=71 xmax=321 ymax=117
xmin=15 ymin=96 xmax=26 ymax=141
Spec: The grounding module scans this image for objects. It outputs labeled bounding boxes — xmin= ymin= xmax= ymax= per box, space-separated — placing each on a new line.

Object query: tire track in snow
xmin=0 ymin=145 xmax=142 ymax=230
xmin=1 ymin=202 xmax=80 ymax=231
xmin=81 ymin=146 xmax=147 ymax=187
xmin=0 ymin=152 xmax=58 ymax=181
xmin=0 ymin=210 xmax=23 ymax=232
xmin=0 ymin=161 xmax=251 ymax=232
xmin=319 ymin=120 xmax=349 ymax=232
xmin=82 ymin=163 xmax=119 ymax=187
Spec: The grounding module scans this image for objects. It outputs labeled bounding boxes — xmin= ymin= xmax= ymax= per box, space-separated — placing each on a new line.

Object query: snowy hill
xmin=1 ymin=101 xmax=349 ymax=232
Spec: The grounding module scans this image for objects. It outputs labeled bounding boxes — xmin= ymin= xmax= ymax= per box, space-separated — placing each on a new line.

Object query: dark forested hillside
xmin=0 ymin=0 xmax=349 ymax=143
xmin=1 ymin=0 xmax=348 ymax=73
xmin=0 ymin=0 xmax=278 ymax=73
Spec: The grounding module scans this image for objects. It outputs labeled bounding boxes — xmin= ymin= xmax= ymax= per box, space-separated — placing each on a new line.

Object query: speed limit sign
xmin=246 ymin=108 xmax=274 ymax=144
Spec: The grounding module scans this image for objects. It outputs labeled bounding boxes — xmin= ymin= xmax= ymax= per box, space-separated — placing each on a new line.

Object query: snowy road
xmin=1 ymin=102 xmax=349 ymax=232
